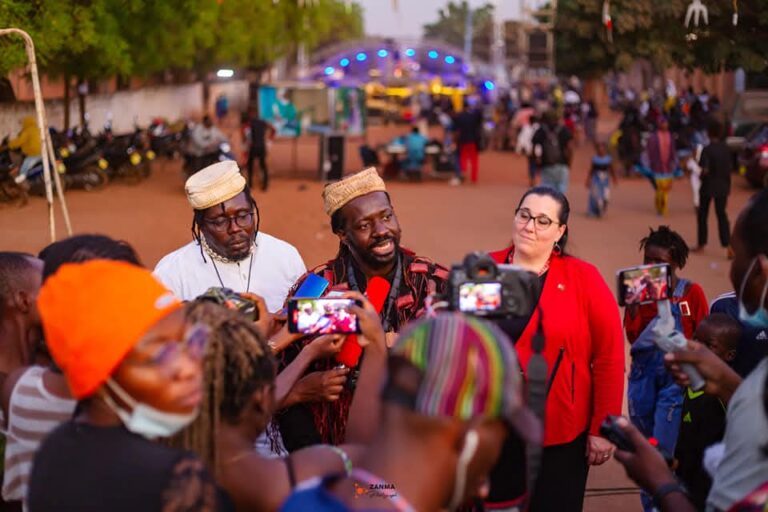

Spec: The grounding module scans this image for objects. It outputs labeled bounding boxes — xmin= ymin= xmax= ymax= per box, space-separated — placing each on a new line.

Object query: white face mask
xmin=448 ymin=429 xmax=479 ymax=511
xmin=102 ymin=378 xmax=198 ymax=440
xmin=737 ymin=257 xmax=768 ymax=329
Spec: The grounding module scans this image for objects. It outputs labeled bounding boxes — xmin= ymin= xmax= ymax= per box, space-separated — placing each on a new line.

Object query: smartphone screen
xmin=616 ymin=263 xmax=672 ymax=306
xmin=288 ymin=298 xmax=360 ymax=335
xmin=458 ymin=282 xmax=503 ymax=312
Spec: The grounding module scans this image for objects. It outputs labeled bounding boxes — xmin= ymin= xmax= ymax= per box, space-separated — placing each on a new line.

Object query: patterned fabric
xmin=392 ymin=313 xmax=523 ymax=421
xmin=277 ymin=247 xmax=448 ymax=447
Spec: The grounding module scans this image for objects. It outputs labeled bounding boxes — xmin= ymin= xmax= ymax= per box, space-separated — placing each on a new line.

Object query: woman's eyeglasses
xmin=129 ymin=323 xmax=210 ymax=376
xmin=204 ymin=211 xmax=254 ymax=231
xmin=515 ymin=208 xmax=559 ymax=230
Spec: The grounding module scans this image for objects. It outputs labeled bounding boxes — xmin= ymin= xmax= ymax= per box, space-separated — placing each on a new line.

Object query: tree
xmin=423 ymin=1 xmax=494 ymax=62
xmin=551 ymin=0 xmax=768 ymax=78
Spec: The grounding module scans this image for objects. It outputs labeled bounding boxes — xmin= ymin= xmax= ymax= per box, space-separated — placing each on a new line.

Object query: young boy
xmin=674 ymin=313 xmax=741 ymax=511
xmin=624 ymin=226 xmax=709 ymax=511
xmin=586 ymin=140 xmax=618 ymax=217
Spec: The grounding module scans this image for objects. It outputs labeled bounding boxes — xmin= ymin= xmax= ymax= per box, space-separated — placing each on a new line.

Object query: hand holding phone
xmin=287 ymin=298 xmax=362 ymax=335
xmin=616 ymin=264 xmax=672 ymax=306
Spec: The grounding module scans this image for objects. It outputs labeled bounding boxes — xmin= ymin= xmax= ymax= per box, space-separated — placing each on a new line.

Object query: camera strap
xmin=525 ymin=309 xmax=547 ymax=506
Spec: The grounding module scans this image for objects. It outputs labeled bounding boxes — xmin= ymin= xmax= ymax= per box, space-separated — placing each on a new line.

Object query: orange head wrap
xmin=38 ymin=260 xmax=181 ymax=399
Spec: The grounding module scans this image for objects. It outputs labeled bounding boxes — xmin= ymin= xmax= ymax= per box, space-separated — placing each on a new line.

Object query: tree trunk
xmin=63 ymin=73 xmax=71 ymax=131
xmin=77 ymin=78 xmax=87 ymax=129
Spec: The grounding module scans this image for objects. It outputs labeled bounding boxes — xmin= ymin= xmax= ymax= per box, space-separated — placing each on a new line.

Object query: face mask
xmin=448 ymin=429 xmax=479 ymax=511
xmin=102 ymin=378 xmax=198 ymax=439
xmin=738 ymin=258 xmax=768 ymax=329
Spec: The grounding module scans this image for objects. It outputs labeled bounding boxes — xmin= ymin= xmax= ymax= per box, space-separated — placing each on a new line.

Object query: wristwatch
xmin=652 ymin=481 xmax=688 ymax=508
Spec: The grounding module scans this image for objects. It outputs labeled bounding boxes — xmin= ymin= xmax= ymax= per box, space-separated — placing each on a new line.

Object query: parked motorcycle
xmin=98 ymin=127 xmax=155 ymax=184
xmin=148 ymin=118 xmax=188 ymax=158
xmin=182 ymin=141 xmax=235 ymax=177
xmin=0 ymin=140 xmax=28 ymax=207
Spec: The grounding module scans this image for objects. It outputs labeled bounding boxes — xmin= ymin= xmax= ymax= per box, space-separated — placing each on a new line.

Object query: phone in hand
xmin=287 ymin=298 xmax=361 ymax=335
xmin=600 ymin=415 xmax=635 ymax=452
xmin=616 ymin=263 xmax=672 ymax=306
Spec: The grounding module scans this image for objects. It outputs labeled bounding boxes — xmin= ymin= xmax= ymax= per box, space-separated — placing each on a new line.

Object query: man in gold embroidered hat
xmin=277 ymin=167 xmax=449 ymax=450
xmin=154 ymin=161 xmax=306 ymax=312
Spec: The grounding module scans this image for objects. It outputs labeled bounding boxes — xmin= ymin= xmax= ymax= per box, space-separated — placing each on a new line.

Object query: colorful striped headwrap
xmin=391 ymin=313 xmax=523 ymax=422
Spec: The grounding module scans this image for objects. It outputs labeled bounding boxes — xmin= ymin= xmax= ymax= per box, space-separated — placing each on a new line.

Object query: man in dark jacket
xmin=696 ymin=120 xmax=732 ymax=253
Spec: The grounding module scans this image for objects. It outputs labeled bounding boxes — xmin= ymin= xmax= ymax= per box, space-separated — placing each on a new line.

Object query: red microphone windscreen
xmin=366 ymin=276 xmax=391 ymax=313
xmin=335 ymin=276 xmax=392 ymax=368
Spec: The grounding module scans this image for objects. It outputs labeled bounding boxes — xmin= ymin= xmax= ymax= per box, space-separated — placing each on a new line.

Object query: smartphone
xmin=616 ymin=263 xmax=672 ymax=306
xmin=287 ymin=298 xmax=361 ymax=335
xmin=277 ymin=274 xmax=330 ymax=316
xmin=293 ymin=273 xmax=330 ymax=298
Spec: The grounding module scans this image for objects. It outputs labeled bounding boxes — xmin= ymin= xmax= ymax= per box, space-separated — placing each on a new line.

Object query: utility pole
xmin=464 ymin=6 xmax=474 ymax=74
xmin=491 ymin=0 xmax=509 ymax=90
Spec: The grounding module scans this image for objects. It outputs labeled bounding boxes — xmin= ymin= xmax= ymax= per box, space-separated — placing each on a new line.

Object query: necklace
xmin=201 ymin=235 xmax=256 ymax=293
xmin=506 ymin=247 xmax=551 ymax=276
xmin=200 ymin=235 xmax=253 ymax=264
xmin=350 ymin=468 xmax=416 ymax=512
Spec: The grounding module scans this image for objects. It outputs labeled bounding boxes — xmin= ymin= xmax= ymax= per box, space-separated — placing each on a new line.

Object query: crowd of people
xmin=0 ymin=151 xmax=766 ymax=512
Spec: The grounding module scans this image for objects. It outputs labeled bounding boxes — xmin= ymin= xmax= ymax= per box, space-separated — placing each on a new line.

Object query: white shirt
xmin=154 ymin=232 xmax=306 ymax=312
xmin=706 ymin=358 xmax=768 ymax=511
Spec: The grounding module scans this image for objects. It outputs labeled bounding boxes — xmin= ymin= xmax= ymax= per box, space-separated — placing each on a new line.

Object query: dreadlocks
xmin=168 ymin=300 xmax=275 ymax=477
xmin=640 ymin=225 xmax=690 ymax=269
xmin=191 ymin=187 xmax=261 ymax=260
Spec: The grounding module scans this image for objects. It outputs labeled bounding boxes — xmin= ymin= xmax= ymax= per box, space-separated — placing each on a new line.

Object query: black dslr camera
xmin=448 ymin=252 xmax=540 ymax=318
xmin=197 ymin=287 xmax=259 ymax=321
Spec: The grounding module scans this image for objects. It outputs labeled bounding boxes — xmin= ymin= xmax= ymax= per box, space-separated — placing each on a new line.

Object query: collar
xmin=199 ymin=234 xmax=255 ymax=264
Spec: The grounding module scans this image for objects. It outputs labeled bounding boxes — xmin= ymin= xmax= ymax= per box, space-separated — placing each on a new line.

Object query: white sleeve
xmin=288 ymin=246 xmax=307 ymax=284
xmin=153 ymin=257 xmax=184 ymax=299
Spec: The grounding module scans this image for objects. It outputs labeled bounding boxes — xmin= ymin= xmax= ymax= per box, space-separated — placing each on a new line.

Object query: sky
xmin=357 ymin=0 xmax=528 ymax=40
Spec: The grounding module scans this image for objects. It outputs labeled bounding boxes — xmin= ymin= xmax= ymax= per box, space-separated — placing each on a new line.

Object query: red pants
xmin=459 ymin=142 xmax=479 ymax=183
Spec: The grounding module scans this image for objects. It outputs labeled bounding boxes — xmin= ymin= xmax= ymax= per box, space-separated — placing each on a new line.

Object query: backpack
xmin=540 ymin=127 xmax=563 ymax=166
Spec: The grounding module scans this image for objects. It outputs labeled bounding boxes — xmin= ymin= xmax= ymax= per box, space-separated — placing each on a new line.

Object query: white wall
xmin=0 ymin=82 xmax=205 ymax=137
xmin=207 ymin=80 xmax=250 ymax=116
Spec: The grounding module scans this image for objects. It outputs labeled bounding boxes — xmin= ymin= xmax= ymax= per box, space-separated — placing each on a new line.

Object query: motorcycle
xmin=0 ymin=140 xmax=28 ymax=207
xmin=98 ymin=127 xmax=155 ymax=184
xmin=148 ymin=118 xmax=188 ymax=159
xmin=182 ymin=141 xmax=235 ymax=177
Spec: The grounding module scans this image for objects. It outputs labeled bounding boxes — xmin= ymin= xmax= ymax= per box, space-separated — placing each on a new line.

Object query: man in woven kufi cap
xmin=277 ymin=167 xmax=449 ymax=450
xmin=154 ymin=161 xmax=305 ymax=312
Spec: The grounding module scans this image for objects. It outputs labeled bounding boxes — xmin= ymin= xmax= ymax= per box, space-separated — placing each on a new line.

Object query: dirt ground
xmin=0 ymin=113 xmax=758 ymax=511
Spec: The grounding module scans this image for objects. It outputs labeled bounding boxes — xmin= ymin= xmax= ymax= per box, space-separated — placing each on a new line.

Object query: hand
xmin=240 ymin=292 xmax=271 ymax=339
xmin=342 ymin=291 xmax=385 ymax=349
xmin=293 ymin=368 xmax=350 ymax=402
xmin=612 ymin=417 xmax=676 ymax=495
xmin=305 ymin=334 xmax=345 ymax=360
xmin=267 ymin=324 xmax=303 ymax=354
xmin=586 ymin=435 xmax=615 ymax=466
xmin=663 ymin=340 xmax=742 ymax=402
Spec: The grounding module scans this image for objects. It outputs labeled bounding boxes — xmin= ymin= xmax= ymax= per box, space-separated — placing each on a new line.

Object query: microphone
xmin=335 ymin=276 xmax=391 ymax=368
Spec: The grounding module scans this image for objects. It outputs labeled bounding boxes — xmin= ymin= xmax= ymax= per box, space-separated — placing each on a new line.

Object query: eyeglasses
xmin=129 ymin=324 xmax=210 ymax=376
xmin=515 ymin=208 xmax=559 ymax=230
xmin=204 ymin=211 xmax=254 ymax=231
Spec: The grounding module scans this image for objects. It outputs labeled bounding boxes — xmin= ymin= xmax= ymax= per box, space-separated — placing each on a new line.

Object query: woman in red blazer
xmin=485 ymin=186 xmax=625 ymax=512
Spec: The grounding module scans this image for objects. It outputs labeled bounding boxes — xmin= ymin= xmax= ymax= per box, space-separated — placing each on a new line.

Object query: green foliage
xmin=423 ymin=1 xmax=494 ymax=62
xmin=553 ymin=0 xmax=768 ymax=77
xmin=0 ymin=0 xmax=363 ymax=81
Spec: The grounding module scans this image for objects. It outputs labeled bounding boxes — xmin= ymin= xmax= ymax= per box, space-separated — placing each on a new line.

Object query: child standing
xmin=674 ymin=313 xmax=741 ymax=511
xmin=586 ymin=141 xmax=618 ymax=217
xmin=623 ymin=226 xmax=709 ymax=512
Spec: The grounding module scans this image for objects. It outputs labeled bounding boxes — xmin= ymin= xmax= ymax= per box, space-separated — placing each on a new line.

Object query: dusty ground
xmin=0 ymin=114 xmax=758 ymax=511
